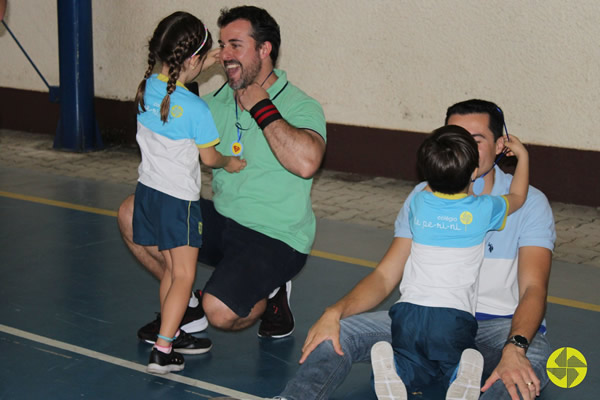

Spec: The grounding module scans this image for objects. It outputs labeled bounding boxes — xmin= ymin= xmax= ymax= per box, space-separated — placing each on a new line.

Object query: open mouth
xmin=224 ymin=62 xmax=242 ymax=79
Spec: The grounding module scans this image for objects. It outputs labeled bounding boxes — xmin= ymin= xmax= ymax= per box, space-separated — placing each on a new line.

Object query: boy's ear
xmin=471 ymin=167 xmax=479 ymax=180
xmin=495 ymin=137 xmax=506 ymax=155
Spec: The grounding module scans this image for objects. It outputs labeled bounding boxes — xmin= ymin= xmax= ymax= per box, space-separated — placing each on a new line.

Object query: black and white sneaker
xmin=172 ymin=330 xmax=212 ymax=355
xmin=147 ymin=348 xmax=185 ymax=375
xmin=138 ymin=290 xmax=208 ymax=344
xmin=258 ymin=281 xmax=294 ymax=338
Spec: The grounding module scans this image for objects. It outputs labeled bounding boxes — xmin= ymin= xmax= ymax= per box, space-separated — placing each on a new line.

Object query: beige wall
xmin=1 ymin=0 xmax=599 ymax=151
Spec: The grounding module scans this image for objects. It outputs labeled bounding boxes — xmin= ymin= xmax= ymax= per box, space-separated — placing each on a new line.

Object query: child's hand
xmin=502 ymin=135 xmax=528 ymax=160
xmin=201 ymin=48 xmax=220 ymax=72
xmin=224 ymin=156 xmax=247 ymax=173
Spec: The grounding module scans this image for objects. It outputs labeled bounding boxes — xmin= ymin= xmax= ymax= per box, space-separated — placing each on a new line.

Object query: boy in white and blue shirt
xmin=371 ymin=124 xmax=530 ymax=400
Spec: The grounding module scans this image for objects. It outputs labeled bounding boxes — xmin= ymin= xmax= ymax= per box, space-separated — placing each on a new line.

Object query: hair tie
xmin=192 ymin=23 xmax=209 ymax=56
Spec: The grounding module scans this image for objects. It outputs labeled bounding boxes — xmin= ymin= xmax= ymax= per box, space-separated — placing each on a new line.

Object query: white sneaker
xmin=210 ymin=397 xmax=285 ymax=399
xmin=446 ymin=348 xmax=484 ymax=400
xmin=371 ymin=341 xmax=407 ymax=400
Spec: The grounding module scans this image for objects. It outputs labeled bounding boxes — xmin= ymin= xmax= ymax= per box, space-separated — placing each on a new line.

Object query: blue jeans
xmin=475 ymin=318 xmax=551 ymax=399
xmin=279 ymin=311 xmax=551 ymax=400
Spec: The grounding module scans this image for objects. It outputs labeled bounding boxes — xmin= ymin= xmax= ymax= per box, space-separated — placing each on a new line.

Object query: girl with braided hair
xmin=132 ymin=11 xmax=246 ymax=375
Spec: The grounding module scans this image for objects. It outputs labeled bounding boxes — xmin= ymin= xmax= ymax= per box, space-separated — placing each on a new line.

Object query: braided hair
xmin=135 ymin=12 xmax=212 ymax=123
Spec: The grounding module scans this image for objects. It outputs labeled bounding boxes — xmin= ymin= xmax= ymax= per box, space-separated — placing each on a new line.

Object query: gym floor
xmin=1 ymin=158 xmax=598 ymax=399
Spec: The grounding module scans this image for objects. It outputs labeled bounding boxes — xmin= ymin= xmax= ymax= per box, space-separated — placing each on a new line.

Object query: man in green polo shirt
xmin=117 ymin=5 xmax=326 ymax=347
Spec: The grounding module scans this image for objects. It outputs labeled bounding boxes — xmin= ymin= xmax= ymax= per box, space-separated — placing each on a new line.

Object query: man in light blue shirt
xmin=284 ymin=99 xmax=555 ymax=400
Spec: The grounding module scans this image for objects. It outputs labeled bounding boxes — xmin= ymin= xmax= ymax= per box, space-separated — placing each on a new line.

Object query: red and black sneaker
xmin=258 ymin=281 xmax=294 ymax=338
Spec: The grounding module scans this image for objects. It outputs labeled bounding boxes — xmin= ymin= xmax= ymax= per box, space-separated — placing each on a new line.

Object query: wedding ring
xmin=526 ymin=381 xmax=534 ymax=387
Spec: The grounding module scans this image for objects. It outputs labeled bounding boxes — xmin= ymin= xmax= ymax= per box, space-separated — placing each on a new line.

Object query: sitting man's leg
xmin=476 ymin=318 xmax=551 ymax=399
xmin=279 ymin=311 xmax=392 ymax=400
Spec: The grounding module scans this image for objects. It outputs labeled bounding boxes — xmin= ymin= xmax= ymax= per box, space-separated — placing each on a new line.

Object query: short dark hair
xmin=445 ymin=99 xmax=505 ymax=141
xmin=418 ymin=125 xmax=479 ymax=194
xmin=217 ymin=6 xmax=281 ymax=65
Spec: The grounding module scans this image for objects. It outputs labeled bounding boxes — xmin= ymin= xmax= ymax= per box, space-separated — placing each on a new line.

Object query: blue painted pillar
xmin=54 ymin=0 xmax=103 ymax=151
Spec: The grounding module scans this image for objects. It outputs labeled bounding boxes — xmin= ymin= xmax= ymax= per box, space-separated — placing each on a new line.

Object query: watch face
xmin=511 ymin=335 xmax=529 ymax=348
xmin=514 ymin=335 xmax=528 ymax=345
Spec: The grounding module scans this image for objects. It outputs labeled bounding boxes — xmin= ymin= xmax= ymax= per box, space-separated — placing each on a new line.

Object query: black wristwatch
xmin=506 ymin=335 xmax=530 ymax=350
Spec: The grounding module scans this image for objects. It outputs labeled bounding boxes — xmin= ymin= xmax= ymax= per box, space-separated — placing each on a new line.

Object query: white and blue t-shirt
xmin=396 ymin=167 xmax=556 ymax=325
xmin=136 ymin=74 xmax=220 ymax=201
xmin=399 ymin=190 xmax=508 ymax=315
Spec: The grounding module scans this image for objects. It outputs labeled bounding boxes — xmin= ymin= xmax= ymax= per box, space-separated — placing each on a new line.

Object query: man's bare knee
xmin=117 ymin=195 xmax=135 ymax=235
xmin=203 ymin=293 xmax=259 ymax=330
xmin=203 ymin=294 xmax=236 ymax=329
xmin=116 ymin=194 xmax=165 ymax=280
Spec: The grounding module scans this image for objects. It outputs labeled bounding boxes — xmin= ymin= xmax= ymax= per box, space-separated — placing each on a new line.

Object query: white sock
xmin=154 ymin=344 xmax=172 ymax=354
xmin=268 ymin=281 xmax=292 ymax=299
xmin=188 ymin=292 xmax=199 ymax=308
xmin=267 ymin=287 xmax=280 ymax=299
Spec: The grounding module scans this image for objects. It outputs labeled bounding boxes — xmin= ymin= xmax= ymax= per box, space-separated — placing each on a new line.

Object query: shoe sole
xmin=176 ymin=343 xmax=213 ymax=355
xmin=446 ymin=348 xmax=484 ymax=400
xmin=257 ymin=325 xmax=294 ymax=339
xmin=147 ymin=362 xmax=185 ymax=375
xmin=209 ymin=398 xmax=254 ymax=399
xmin=371 ymin=341 xmax=407 ymax=400
xmin=181 ymin=315 xmax=208 ymax=334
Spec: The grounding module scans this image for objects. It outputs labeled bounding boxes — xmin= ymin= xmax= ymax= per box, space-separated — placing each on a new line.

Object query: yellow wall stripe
xmin=1 ymin=190 xmax=598 ymax=312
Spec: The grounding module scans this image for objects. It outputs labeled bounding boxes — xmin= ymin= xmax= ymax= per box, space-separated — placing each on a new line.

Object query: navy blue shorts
xmin=389 ymin=302 xmax=478 ymax=391
xmin=198 ymin=199 xmax=307 ymax=318
xmin=132 ymin=183 xmax=202 ymax=251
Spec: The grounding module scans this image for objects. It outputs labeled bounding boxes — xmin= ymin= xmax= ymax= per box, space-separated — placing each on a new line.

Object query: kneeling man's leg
xmin=202 ymin=220 xmax=306 ymax=331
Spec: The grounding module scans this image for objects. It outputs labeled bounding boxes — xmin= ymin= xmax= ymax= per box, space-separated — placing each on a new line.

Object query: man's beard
xmin=226 ymin=56 xmax=262 ymax=90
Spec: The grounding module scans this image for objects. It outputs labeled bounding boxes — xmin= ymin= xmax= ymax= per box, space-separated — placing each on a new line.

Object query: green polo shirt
xmin=202 ymin=69 xmax=327 ymax=253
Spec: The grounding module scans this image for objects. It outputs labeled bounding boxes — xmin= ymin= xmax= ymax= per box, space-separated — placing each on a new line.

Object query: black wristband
xmin=249 ymin=99 xmax=282 ymax=130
